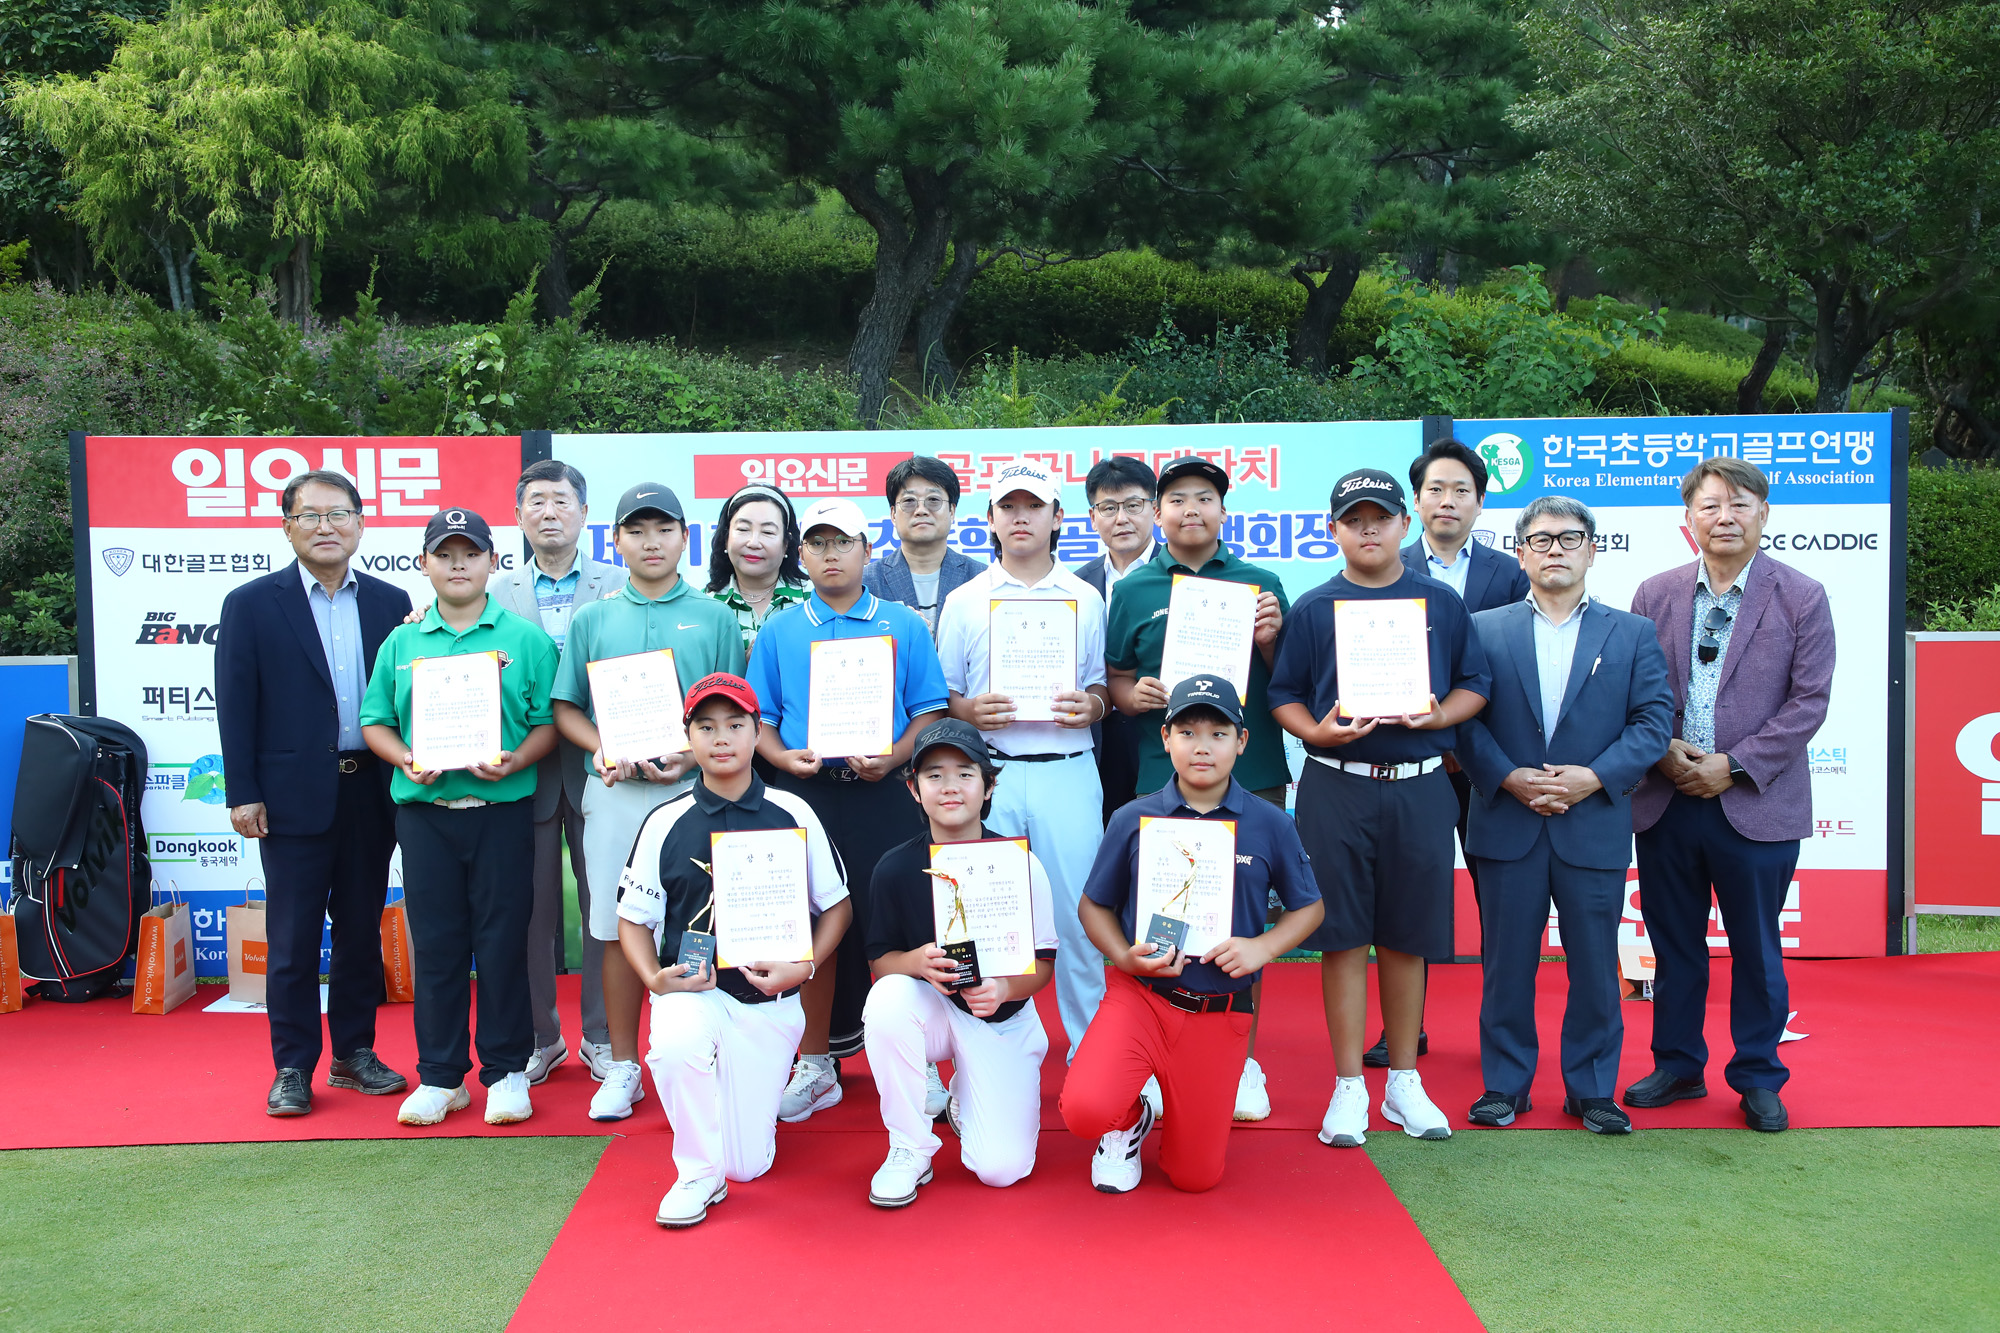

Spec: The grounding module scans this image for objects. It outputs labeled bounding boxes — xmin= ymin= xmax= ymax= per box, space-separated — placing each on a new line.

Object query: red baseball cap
xmin=682 ymin=672 xmax=760 ymax=723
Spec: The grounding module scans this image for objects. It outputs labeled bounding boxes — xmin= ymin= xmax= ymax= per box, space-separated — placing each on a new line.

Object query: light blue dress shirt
xmin=1423 ymin=534 xmax=1472 ymax=600
xmin=1527 ymin=590 xmax=1590 ymax=732
xmin=302 ymin=563 xmax=365 ymax=751
xmin=531 ymin=555 xmax=583 ymax=648
xmin=1685 ymin=556 xmax=1752 ymax=752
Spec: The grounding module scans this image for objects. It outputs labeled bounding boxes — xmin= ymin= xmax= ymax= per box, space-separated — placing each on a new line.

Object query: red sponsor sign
xmin=86 ymin=436 xmax=521 ymax=528
xmin=691 ymin=450 xmax=910 ymax=501
xmin=1910 ymin=635 xmax=2000 ymax=912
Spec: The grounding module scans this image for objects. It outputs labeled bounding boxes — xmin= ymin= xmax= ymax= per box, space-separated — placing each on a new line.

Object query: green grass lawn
xmin=1916 ymin=913 xmax=2000 ymax=954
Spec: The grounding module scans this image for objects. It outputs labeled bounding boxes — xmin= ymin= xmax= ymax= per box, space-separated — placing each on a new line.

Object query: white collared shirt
xmin=1527 ymin=589 xmax=1592 ymax=732
xmin=1100 ymin=539 xmax=1155 ymax=605
xmin=936 ymin=560 xmax=1108 ymax=757
xmin=1422 ymin=533 xmax=1473 ymax=600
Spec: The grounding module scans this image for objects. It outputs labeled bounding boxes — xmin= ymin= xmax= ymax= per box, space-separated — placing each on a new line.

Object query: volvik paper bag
xmin=133 ymin=887 xmax=196 ymax=1015
xmin=227 ymin=882 xmax=269 ymax=1005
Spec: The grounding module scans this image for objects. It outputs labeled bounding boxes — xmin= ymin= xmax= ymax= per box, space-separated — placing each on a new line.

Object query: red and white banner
xmin=1908 ymin=633 xmax=2000 ymax=915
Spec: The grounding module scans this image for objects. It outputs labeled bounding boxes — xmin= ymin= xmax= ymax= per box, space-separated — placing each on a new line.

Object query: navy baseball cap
xmin=1156 ymin=455 xmax=1230 ymax=500
xmin=1163 ymin=675 xmax=1245 ymax=726
xmin=909 ymin=717 xmax=996 ymax=772
xmin=1329 ymin=468 xmax=1408 ymax=520
xmin=422 ymin=506 xmax=494 ymax=552
xmin=615 ymin=482 xmax=684 ymax=525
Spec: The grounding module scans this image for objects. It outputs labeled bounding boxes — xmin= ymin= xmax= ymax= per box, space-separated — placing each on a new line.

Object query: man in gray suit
xmin=488 ymin=459 xmax=622 ymax=1083
xmin=1457 ymin=496 xmax=1673 ymax=1134
xmin=863 ymin=455 xmax=984 ymax=637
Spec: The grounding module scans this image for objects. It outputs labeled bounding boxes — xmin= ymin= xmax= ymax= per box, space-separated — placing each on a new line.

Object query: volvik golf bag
xmin=7 ymin=714 xmax=151 ymax=1001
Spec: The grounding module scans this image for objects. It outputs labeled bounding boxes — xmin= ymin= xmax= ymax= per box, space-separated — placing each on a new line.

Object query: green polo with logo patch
xmin=1104 ymin=542 xmax=1292 ymax=794
xmin=359 ymin=596 xmax=561 ymax=805
xmin=551 ymin=575 xmax=746 ymax=723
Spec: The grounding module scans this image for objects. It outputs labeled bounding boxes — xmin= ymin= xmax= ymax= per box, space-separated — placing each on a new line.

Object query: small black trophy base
xmin=677 ymin=930 xmax=716 ymax=975
xmin=942 ymin=938 xmax=981 ymax=990
xmin=1145 ymin=913 xmax=1188 ymax=956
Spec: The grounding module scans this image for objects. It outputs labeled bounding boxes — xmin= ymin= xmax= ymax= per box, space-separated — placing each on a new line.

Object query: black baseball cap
xmin=1329 ymin=468 xmax=1408 ymax=520
xmin=422 ymin=506 xmax=494 ymax=553
xmin=614 ymin=482 xmax=684 ymax=525
xmin=909 ymin=717 xmax=997 ymax=772
xmin=1163 ymin=675 xmax=1244 ymax=726
xmin=1156 ymin=455 xmax=1230 ymax=500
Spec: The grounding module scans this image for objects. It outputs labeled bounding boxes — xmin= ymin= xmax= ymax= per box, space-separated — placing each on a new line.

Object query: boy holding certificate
xmin=863 ymin=718 xmax=1059 ymax=1207
xmin=359 ymin=508 xmax=561 ymax=1127
xmin=1062 ymin=679 xmax=1323 ymax=1194
xmin=1268 ymin=468 xmax=1491 ymax=1147
xmin=936 ymin=461 xmax=1108 ymax=1060
xmin=551 ymin=482 xmax=746 ymax=1124
xmin=614 ymin=673 xmax=852 ymax=1228
xmin=745 ymin=497 xmax=950 ymax=1123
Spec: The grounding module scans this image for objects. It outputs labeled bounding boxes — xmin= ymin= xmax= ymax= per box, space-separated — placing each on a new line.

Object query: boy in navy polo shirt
xmin=615 ymin=673 xmax=852 ymax=1228
xmin=1269 ymin=468 xmax=1491 ymax=1148
xmin=745 ymin=497 xmax=951 ymax=1122
xmin=1061 ymin=678 xmax=1323 ymax=1194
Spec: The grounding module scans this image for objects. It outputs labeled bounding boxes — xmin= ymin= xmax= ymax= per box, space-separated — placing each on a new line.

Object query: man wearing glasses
xmin=218 ymin=469 xmax=413 ymax=1116
xmin=1626 ymin=458 xmax=1835 ymax=1133
xmin=1455 ymin=497 xmax=1673 ymax=1135
xmin=863 ymin=456 xmax=984 ymax=637
xmin=1074 ymin=455 xmax=1158 ymax=820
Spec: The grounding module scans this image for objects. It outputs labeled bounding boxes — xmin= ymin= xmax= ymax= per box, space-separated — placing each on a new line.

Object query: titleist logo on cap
xmin=1339 ymin=475 xmax=1394 ymax=498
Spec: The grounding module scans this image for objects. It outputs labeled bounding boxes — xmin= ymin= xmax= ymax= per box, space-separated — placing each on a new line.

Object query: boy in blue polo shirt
xmin=1269 ymin=468 xmax=1491 ymax=1148
xmin=359 ymin=508 xmax=560 ymax=1127
xmin=1061 ymin=678 xmax=1322 ymax=1194
xmin=746 ymin=497 xmax=950 ymax=1121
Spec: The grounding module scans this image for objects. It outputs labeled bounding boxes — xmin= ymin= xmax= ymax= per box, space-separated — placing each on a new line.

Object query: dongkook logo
xmin=1477 ymin=433 xmax=1534 ymax=494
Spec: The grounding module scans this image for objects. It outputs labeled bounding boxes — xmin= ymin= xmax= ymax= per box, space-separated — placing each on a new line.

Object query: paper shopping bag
xmin=226 ymin=885 xmax=269 ymax=1004
xmin=380 ymin=883 xmax=416 ymax=1004
xmin=0 ymin=913 xmax=24 ymax=1014
xmin=133 ymin=889 xmax=196 ymax=1015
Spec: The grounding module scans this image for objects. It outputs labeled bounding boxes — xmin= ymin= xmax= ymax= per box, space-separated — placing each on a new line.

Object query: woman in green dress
xmin=705 ymin=482 xmax=810 ymax=654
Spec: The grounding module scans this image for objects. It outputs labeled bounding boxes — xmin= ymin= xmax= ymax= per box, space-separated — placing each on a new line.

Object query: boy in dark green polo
xmin=361 ymin=507 xmax=560 ymax=1128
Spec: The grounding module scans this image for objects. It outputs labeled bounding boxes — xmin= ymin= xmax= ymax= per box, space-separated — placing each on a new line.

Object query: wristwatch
xmin=1725 ymin=755 xmax=1749 ymax=785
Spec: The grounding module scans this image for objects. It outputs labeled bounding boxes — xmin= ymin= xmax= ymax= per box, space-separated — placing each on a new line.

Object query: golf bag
xmin=6 ymin=713 xmax=151 ymax=1001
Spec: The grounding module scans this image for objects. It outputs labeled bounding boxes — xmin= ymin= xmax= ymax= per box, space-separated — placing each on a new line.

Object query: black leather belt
xmin=337 ymin=750 xmax=375 ymax=775
xmin=1146 ymin=981 xmax=1255 ymax=1015
xmin=996 ymin=751 xmax=1088 ymax=764
xmin=809 ymin=765 xmax=865 ymax=784
xmin=734 ymin=985 xmax=803 ymax=1005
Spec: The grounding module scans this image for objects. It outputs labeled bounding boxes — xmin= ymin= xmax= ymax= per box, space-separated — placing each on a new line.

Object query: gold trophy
xmin=925 ymin=867 xmax=980 ymax=989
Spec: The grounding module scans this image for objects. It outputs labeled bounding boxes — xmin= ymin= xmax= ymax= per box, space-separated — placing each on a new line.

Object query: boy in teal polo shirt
xmin=551 ymin=482 xmax=746 ymax=1124
xmin=360 ymin=507 xmax=560 ymax=1127
xmin=1103 ymin=455 xmax=1290 ymax=1122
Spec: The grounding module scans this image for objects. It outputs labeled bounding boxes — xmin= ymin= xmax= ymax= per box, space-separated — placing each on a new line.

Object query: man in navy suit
xmin=219 ymin=469 xmax=414 ymax=1116
xmin=1457 ymin=496 xmax=1673 ymax=1134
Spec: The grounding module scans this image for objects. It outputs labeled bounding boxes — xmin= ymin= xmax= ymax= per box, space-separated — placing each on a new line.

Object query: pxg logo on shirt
xmin=135 ymin=610 xmax=221 ymax=645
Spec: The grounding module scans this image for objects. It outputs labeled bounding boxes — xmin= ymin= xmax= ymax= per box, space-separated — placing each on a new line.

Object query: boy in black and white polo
xmin=1269 ymin=469 xmax=1491 ymax=1147
xmin=614 ymin=673 xmax=852 ymax=1228
xmin=863 ymin=718 xmax=1058 ymax=1207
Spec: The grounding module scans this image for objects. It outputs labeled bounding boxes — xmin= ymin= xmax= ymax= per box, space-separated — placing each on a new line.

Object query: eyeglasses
xmin=803 ymin=535 xmax=862 ymax=555
xmin=895 ymin=495 xmax=950 ymax=514
xmin=286 ymin=509 xmax=357 ymax=530
xmin=1091 ymin=498 xmax=1153 ymax=519
xmin=1522 ymin=529 xmax=1590 ymax=553
xmin=1697 ymin=604 xmax=1732 ymax=663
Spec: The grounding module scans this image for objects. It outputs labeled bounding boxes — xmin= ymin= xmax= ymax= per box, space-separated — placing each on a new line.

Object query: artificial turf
xmin=1369 ymin=1126 xmax=2000 ymax=1333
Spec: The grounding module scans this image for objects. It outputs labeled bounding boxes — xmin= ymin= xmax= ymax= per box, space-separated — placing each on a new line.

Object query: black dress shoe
xmin=1564 ymin=1096 xmax=1633 ymax=1134
xmin=267 ymin=1068 xmax=312 ymax=1117
xmin=1739 ymin=1087 xmax=1789 ymax=1133
xmin=1468 ymin=1090 xmax=1531 ymax=1127
xmin=328 ymin=1048 xmax=409 ymax=1096
xmin=1622 ymin=1068 xmax=1707 ymax=1108
xmin=1362 ymin=1030 xmax=1431 ymax=1068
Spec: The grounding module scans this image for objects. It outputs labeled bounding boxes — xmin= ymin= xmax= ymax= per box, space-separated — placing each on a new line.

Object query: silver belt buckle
xmin=337 ymin=757 xmax=359 ymax=774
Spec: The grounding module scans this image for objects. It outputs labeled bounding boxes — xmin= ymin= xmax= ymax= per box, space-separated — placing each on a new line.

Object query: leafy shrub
xmin=0 ymin=571 xmax=73 ymax=655
xmin=1926 ymin=583 xmax=2000 ymax=632
xmin=570 ymin=340 xmax=857 ymax=433
xmin=1908 ymin=464 xmax=2000 ymax=626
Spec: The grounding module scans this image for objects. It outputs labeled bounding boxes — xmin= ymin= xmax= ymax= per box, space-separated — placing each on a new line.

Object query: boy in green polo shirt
xmin=360 ymin=507 xmax=561 ymax=1127
xmin=1103 ymin=455 xmax=1290 ymax=1122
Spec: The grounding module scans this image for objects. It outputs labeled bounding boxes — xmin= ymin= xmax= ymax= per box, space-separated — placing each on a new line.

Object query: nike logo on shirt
xmin=677 ymin=622 xmax=701 ymax=630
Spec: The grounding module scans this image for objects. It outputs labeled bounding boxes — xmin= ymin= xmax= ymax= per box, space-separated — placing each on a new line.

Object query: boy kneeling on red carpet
xmin=1061 ymin=678 xmax=1323 ymax=1193
xmin=614 ymin=674 xmax=852 ymax=1228
xmin=862 ymin=718 xmax=1058 ymax=1207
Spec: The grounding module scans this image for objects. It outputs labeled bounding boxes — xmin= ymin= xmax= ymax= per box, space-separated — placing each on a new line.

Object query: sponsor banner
xmin=84 ymin=436 xmax=523 ymax=973
xmin=1908 ymin=634 xmax=2000 ymax=914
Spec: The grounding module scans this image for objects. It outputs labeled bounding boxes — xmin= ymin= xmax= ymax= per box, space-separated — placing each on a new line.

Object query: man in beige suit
xmin=489 ymin=459 xmax=621 ymax=1082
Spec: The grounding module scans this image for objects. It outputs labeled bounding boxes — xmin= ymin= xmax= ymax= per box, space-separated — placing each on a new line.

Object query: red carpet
xmin=4 ymin=956 xmax=1997 ymax=1150
xmin=508 ymin=1128 xmax=1483 ymax=1333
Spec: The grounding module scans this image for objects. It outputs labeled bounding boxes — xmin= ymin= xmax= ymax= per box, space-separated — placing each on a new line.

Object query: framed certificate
xmin=807 ymin=635 xmax=897 ymax=758
xmin=409 ymin=651 xmax=504 ymax=771
xmin=711 ymin=828 xmax=813 ymax=966
xmin=586 ymin=649 xmax=687 ymax=763
xmin=1157 ymin=575 xmax=1258 ymax=704
xmin=928 ymin=837 xmax=1038 ymax=979
xmin=1133 ymin=816 xmax=1236 ymax=955
xmin=1333 ymin=598 xmax=1433 ymax=719
xmin=987 ymin=599 xmax=1077 ymax=722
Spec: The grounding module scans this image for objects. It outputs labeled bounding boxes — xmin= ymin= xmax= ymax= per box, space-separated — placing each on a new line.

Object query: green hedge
xmin=1908 ymin=465 xmax=2000 ymax=626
